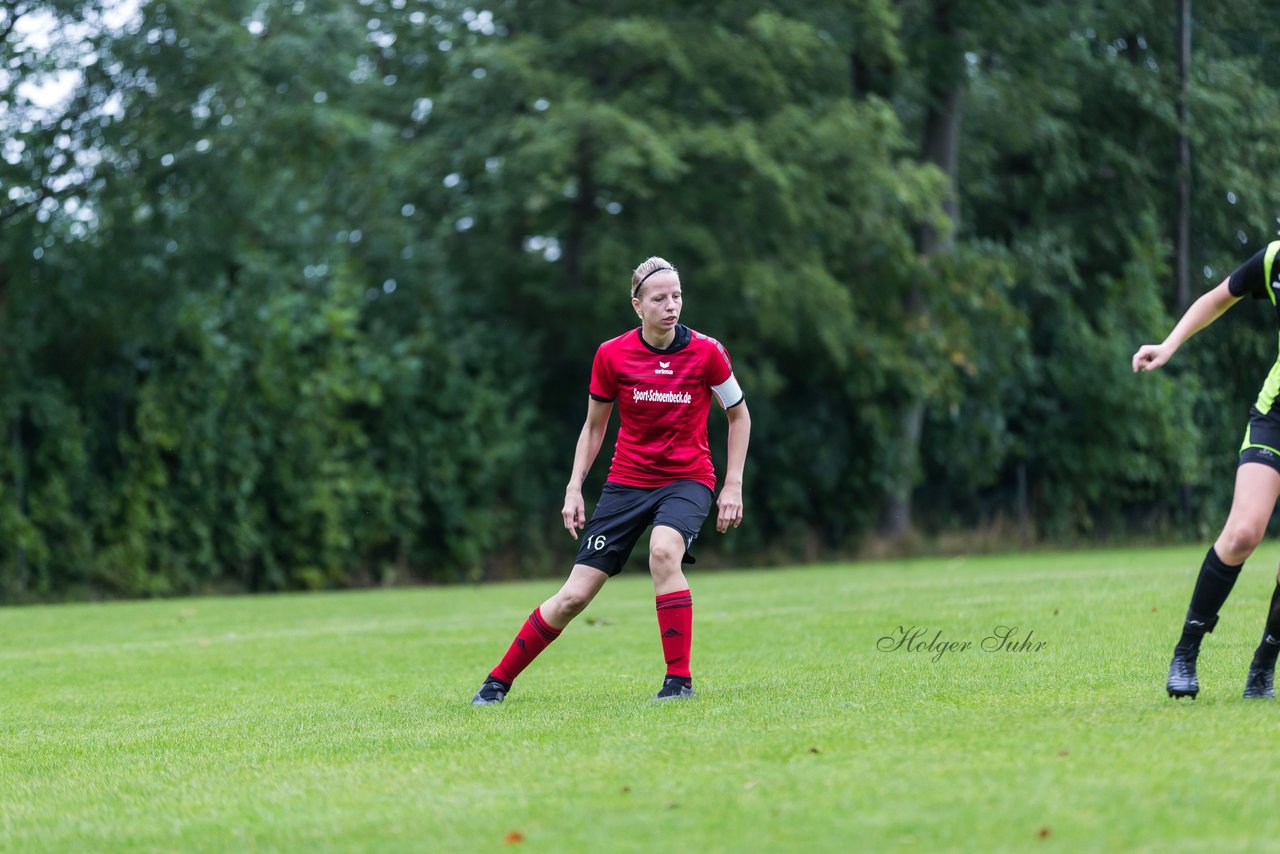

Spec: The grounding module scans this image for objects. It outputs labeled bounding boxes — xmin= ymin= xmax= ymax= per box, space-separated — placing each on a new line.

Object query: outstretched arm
xmin=562 ymin=397 xmax=613 ymax=539
xmin=1132 ymin=279 xmax=1241 ymax=373
xmin=716 ymin=401 xmax=751 ymax=533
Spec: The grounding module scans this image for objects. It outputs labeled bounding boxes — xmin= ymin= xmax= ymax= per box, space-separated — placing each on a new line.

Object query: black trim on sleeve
xmin=726 ymin=396 xmax=746 ymax=410
xmin=589 ymin=393 xmax=615 ymax=403
xmin=1229 ymin=247 xmax=1268 ymax=300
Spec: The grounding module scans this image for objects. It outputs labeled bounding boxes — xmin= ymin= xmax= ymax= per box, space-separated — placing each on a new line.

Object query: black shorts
xmin=574 ymin=480 xmax=714 ymax=577
xmin=1239 ymin=407 xmax=1280 ymax=473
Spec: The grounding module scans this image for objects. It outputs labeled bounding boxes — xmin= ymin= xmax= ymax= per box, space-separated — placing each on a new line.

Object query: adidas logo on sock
xmin=662 ymin=628 xmax=682 ymax=637
xmin=1266 ymin=635 xmax=1280 ymax=646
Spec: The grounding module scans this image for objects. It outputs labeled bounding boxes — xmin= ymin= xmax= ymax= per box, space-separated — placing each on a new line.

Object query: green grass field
xmin=6 ymin=545 xmax=1280 ymax=852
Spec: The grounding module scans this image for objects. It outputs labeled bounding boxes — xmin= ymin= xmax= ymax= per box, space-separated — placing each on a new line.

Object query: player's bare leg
xmin=540 ymin=564 xmax=610 ymax=628
xmin=1170 ymin=463 xmax=1280 ymax=698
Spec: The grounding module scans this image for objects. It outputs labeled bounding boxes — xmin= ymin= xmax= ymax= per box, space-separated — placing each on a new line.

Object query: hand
xmin=562 ymin=487 xmax=586 ymax=540
xmin=716 ymin=482 xmax=743 ymax=533
xmin=1132 ymin=343 xmax=1173 ymax=373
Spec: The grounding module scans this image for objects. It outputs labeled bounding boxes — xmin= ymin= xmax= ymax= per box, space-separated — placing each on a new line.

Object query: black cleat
xmin=471 ymin=678 xmax=509 ymax=705
xmin=1167 ymin=649 xmax=1199 ymax=699
xmin=1244 ymin=655 xmax=1276 ymax=699
xmin=653 ymin=676 xmax=694 ymax=701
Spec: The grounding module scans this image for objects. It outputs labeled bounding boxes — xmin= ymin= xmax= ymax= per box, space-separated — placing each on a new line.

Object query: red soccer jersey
xmin=589 ymin=324 xmax=744 ymax=490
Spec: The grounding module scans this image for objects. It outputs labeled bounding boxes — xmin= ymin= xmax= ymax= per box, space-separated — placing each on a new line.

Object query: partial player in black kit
xmin=1134 ymin=241 xmax=1280 ymax=699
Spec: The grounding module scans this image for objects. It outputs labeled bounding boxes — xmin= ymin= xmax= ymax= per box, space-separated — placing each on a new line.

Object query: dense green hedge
xmin=2 ymin=1 xmax=1277 ymax=599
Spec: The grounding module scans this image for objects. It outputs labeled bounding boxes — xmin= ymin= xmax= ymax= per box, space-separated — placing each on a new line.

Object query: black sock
xmin=1256 ymin=582 xmax=1280 ymax=664
xmin=1176 ymin=546 xmax=1244 ymax=653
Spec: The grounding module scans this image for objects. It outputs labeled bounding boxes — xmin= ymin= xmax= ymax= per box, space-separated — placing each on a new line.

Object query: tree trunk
xmin=918 ymin=84 xmax=963 ymax=255
xmin=881 ymin=400 xmax=926 ymax=538
xmin=561 ymin=136 xmax=596 ymax=293
xmin=849 ymin=51 xmax=893 ymax=100
xmin=1176 ymin=0 xmax=1192 ymax=312
xmin=0 ymin=260 xmax=18 ymax=588
xmin=12 ymin=416 xmax=26 ymax=592
xmin=880 ymin=19 xmax=965 ymax=539
xmin=1016 ymin=461 xmax=1031 ymax=545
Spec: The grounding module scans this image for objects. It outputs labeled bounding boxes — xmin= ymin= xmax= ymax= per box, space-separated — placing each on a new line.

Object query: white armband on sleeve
xmin=711 ymin=374 xmax=744 ymax=409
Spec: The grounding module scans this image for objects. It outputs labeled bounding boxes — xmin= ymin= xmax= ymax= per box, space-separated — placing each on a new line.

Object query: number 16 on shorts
xmin=587 ymin=535 xmax=607 ymax=551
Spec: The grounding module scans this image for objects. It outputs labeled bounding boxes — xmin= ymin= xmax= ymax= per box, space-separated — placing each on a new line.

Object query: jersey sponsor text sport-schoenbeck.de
xmin=588 ymin=324 xmax=744 ymax=490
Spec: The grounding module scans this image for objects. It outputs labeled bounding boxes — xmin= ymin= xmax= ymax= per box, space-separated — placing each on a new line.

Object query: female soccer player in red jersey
xmin=1135 ymin=240 xmax=1280 ymax=700
xmin=472 ymin=257 xmax=751 ymax=704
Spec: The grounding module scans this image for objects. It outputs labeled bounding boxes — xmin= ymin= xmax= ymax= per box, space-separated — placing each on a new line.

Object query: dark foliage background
xmin=2 ymin=0 xmax=1275 ymax=600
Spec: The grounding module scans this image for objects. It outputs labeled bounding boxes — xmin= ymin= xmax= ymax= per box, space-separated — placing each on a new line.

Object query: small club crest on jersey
xmin=655 ymin=360 xmax=674 ymax=375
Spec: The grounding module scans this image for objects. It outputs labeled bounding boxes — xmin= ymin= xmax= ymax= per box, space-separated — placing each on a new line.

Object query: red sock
xmin=490 ymin=607 xmax=562 ymax=685
xmin=656 ymin=589 xmax=693 ymax=679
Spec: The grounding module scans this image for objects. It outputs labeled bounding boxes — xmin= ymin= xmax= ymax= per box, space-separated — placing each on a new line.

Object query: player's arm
xmin=1133 ymin=279 xmax=1240 ymax=372
xmin=562 ymin=397 xmax=613 ymax=539
xmin=716 ymin=400 xmax=751 ymax=533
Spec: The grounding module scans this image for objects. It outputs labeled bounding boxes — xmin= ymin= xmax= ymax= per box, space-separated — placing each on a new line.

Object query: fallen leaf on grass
xmin=504 ymin=831 xmax=524 ymax=844
xmin=1038 ymin=827 xmax=1051 ymax=839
